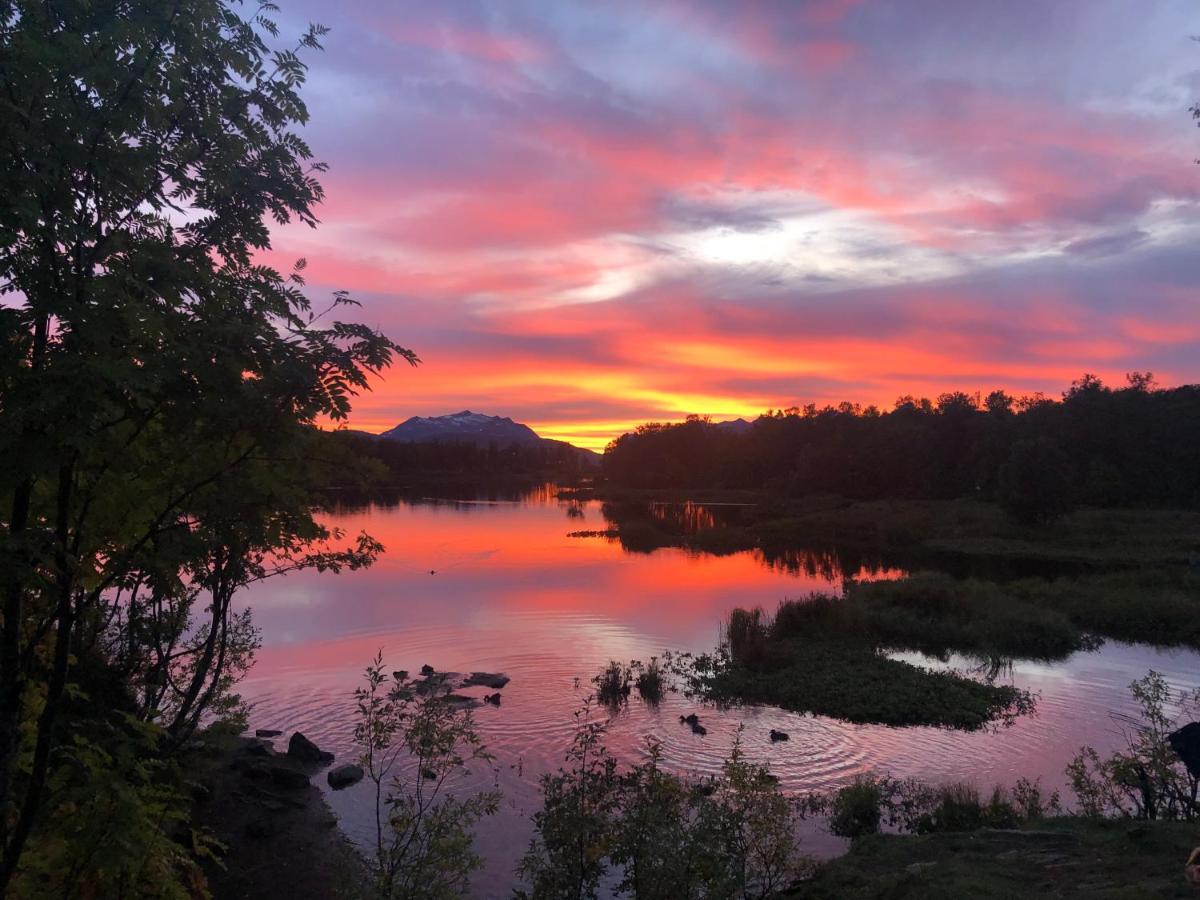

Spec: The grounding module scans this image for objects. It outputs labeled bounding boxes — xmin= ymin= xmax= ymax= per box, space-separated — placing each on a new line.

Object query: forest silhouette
xmin=603 ymin=374 xmax=1200 ymax=523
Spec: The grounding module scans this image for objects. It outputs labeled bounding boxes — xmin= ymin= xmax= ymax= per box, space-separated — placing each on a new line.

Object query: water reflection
xmin=237 ymin=486 xmax=1200 ymax=899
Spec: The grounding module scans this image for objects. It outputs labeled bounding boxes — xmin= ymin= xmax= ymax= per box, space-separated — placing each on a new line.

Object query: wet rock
xmin=287 ymin=732 xmax=334 ymax=765
xmin=769 ymin=729 xmax=790 ymax=742
xmin=255 ymin=729 xmax=283 ymax=738
xmin=327 ymin=764 xmax=364 ymax=790
xmin=268 ymin=765 xmax=310 ymax=790
xmin=463 ymin=672 xmax=510 ymax=689
xmin=420 ymin=664 xmax=435 ymax=676
xmin=483 ymin=693 xmax=501 ymax=706
xmin=1168 ymin=722 xmax=1200 ymax=779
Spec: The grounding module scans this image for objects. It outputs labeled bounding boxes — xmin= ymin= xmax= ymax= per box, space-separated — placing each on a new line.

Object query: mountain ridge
xmin=374 ymin=410 xmax=600 ymax=463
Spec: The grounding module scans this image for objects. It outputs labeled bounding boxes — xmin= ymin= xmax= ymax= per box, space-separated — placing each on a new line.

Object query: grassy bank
xmin=791 ymin=819 xmax=1200 ymax=899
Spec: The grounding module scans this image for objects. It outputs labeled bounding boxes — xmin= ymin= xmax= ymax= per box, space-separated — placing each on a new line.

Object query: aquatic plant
xmin=632 ymin=657 xmax=667 ymax=703
xmin=593 ymin=661 xmax=633 ymax=706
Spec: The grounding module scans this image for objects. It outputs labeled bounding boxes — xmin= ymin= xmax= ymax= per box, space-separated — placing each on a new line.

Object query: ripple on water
xmin=236 ymin=496 xmax=1200 ymax=899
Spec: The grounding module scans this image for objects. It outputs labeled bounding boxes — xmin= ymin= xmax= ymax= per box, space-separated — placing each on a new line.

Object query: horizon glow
xmin=273 ymin=1 xmax=1200 ymax=451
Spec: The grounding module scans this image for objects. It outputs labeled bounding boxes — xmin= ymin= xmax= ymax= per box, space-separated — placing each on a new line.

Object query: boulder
xmin=463 ymin=672 xmax=510 ymax=689
xmin=1168 ymin=722 xmax=1200 ymax=779
xmin=327 ymin=764 xmax=364 ymax=790
xmin=769 ymin=729 xmax=790 ymax=742
xmin=255 ymin=729 xmax=283 ymax=738
xmin=287 ymin=732 xmax=334 ymax=765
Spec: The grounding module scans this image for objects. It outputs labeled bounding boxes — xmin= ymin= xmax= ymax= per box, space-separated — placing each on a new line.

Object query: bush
xmin=808 ymin=775 xmax=1060 ymax=839
xmin=519 ymin=714 xmax=810 ymax=899
xmin=827 ymin=775 xmax=885 ymax=838
xmin=354 ymin=653 xmax=500 ymax=899
xmin=1067 ymin=669 xmax=1200 ymax=821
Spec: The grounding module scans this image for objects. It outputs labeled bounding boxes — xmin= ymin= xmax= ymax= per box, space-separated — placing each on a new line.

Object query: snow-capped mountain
xmin=377 ymin=411 xmax=600 ymax=463
xmin=380 ymin=410 xmax=543 ymax=447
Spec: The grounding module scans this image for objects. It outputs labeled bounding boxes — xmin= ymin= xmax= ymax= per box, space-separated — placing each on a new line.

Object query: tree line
xmin=325 ymin=431 xmax=596 ymax=487
xmin=602 ymin=374 xmax=1200 ymax=522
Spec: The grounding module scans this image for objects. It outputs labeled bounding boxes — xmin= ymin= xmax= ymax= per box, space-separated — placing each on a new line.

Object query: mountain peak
xmin=377 ymin=410 xmax=599 ymax=464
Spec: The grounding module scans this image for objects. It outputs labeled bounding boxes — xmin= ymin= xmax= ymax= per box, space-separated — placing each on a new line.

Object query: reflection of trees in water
xmin=328 ymin=480 xmax=563 ymax=513
xmin=600 ymin=500 xmax=748 ymax=536
xmin=754 ymin=545 xmax=904 ymax=583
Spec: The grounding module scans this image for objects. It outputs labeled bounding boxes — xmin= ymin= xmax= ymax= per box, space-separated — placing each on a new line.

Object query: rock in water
xmin=769 ymin=729 xmax=790 ymax=742
xmin=255 ymin=729 xmax=283 ymax=738
xmin=287 ymin=732 xmax=334 ymax=765
xmin=327 ymin=764 xmax=364 ymax=790
xmin=463 ymin=672 xmax=510 ymax=689
xmin=1168 ymin=722 xmax=1200 ymax=779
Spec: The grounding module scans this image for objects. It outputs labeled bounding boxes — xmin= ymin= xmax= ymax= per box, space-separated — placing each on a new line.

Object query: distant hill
xmin=374 ymin=410 xmax=600 ymax=466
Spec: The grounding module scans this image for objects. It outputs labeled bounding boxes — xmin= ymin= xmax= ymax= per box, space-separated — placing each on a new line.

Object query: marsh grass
xmin=632 ymin=657 xmax=667 ymax=703
xmin=593 ymin=661 xmax=632 ymax=706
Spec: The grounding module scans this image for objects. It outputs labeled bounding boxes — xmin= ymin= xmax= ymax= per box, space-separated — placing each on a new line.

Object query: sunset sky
xmin=274 ymin=0 xmax=1200 ymax=451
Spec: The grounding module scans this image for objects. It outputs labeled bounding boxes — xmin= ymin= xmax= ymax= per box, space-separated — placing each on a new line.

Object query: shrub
xmin=826 ymin=775 xmax=885 ymax=838
xmin=519 ymin=716 xmax=810 ymax=899
xmin=1067 ymin=669 xmax=1200 ymax=820
xmin=354 ymin=653 xmax=500 ymax=899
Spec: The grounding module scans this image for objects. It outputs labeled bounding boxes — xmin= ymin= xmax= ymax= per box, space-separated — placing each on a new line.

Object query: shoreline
xmin=193 ymin=733 xmax=365 ymax=900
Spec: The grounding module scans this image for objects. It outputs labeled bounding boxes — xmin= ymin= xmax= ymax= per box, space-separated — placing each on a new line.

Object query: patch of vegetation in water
xmin=690 ymin=638 xmax=1033 ymax=730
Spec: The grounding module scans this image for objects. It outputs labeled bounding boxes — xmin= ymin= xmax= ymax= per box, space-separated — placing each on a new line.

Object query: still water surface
xmin=237 ymin=486 xmax=1200 ymax=897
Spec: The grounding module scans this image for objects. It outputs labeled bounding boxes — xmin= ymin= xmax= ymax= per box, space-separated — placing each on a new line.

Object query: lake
xmin=237 ymin=485 xmax=1200 ymax=898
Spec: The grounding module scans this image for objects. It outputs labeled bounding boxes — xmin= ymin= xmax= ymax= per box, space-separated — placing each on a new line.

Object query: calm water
xmin=237 ymin=486 xmax=1200 ymax=898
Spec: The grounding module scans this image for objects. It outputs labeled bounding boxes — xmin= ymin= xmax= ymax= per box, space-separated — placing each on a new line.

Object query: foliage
xmin=8 ymin=711 xmax=220 ymax=899
xmin=518 ymin=709 xmax=809 ymax=899
xmin=353 ymin=654 xmax=500 ymax=900
xmin=0 ymin=0 xmax=411 ymax=889
xmin=806 ymin=774 xmax=1060 ymax=839
xmin=997 ymin=438 xmax=1076 ymax=525
xmin=1067 ymin=670 xmax=1200 ymax=821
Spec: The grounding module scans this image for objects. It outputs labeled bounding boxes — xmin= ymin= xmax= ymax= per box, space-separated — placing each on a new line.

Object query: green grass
xmin=791 ymin=819 xmax=1200 ymax=899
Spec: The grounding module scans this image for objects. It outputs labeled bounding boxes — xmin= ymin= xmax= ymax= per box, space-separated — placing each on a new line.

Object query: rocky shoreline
xmin=192 ymin=732 xmax=365 ymax=900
